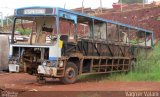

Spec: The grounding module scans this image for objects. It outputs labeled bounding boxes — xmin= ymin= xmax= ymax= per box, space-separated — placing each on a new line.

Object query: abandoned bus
xmin=9 ymin=6 xmax=154 ymax=84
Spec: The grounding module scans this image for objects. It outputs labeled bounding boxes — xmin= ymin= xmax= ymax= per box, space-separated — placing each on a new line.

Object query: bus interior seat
xmin=28 ymin=33 xmax=36 ymax=44
xmin=37 ymin=32 xmax=47 ymax=44
xmin=60 ymin=35 xmax=68 ymax=43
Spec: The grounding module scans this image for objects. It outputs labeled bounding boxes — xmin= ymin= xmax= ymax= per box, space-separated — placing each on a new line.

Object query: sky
xmin=0 ymin=0 xmax=154 ymax=17
xmin=0 ymin=0 xmax=118 ymax=17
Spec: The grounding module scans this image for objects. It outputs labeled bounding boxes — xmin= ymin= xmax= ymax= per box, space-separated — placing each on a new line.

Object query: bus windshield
xmin=13 ymin=16 xmax=57 ymax=45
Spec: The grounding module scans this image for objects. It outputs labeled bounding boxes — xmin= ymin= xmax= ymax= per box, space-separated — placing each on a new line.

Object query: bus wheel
xmin=61 ymin=62 xmax=78 ymax=84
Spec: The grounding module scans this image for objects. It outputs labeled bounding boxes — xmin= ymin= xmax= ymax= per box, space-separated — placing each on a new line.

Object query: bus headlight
xmin=59 ymin=61 xmax=64 ymax=67
xmin=42 ymin=60 xmax=57 ymax=67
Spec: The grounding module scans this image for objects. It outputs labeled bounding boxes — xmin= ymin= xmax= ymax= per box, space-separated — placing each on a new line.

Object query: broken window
xmin=14 ymin=17 xmax=57 ymax=44
xmin=94 ymin=23 xmax=106 ymax=40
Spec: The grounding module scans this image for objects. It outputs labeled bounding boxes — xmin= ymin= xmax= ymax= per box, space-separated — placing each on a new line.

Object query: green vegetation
xmin=120 ymin=0 xmax=143 ymax=4
xmin=109 ymin=44 xmax=160 ymax=82
xmin=79 ymin=43 xmax=160 ymax=82
xmin=130 ymin=39 xmax=139 ymax=44
xmin=16 ymin=28 xmax=32 ymax=35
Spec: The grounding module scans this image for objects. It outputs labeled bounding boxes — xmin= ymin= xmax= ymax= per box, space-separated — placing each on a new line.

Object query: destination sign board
xmin=24 ymin=9 xmax=45 ymax=14
xmin=15 ymin=7 xmax=54 ymax=16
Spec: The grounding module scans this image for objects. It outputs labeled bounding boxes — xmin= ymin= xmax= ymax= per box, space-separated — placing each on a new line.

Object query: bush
xmin=16 ymin=28 xmax=32 ymax=35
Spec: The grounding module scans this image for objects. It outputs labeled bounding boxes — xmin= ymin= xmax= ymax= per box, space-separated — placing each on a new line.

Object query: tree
xmin=119 ymin=0 xmax=143 ymax=4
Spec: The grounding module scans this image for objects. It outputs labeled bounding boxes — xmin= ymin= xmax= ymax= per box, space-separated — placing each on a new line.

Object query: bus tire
xmin=61 ymin=62 xmax=78 ymax=84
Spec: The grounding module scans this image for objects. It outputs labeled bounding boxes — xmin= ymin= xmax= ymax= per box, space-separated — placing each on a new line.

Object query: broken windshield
xmin=13 ymin=16 xmax=57 ymax=45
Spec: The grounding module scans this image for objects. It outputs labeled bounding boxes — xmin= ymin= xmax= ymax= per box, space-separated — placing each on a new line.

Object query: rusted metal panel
xmin=0 ymin=35 xmax=9 ymax=70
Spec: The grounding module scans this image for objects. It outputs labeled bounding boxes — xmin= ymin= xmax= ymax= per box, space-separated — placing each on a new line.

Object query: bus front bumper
xmin=37 ymin=65 xmax=57 ymax=77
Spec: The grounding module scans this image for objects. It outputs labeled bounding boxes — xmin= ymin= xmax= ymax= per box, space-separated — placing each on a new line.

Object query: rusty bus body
xmin=9 ymin=7 xmax=154 ymax=84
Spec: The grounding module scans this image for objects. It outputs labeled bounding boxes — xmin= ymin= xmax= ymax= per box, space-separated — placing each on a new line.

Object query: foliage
xmin=108 ymin=43 xmax=160 ymax=82
xmin=130 ymin=39 xmax=139 ymax=44
xmin=16 ymin=28 xmax=32 ymax=35
xmin=120 ymin=0 xmax=143 ymax=4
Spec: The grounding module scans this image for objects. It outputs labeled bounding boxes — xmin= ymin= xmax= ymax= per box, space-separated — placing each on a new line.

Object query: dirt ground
xmin=0 ymin=73 xmax=160 ymax=91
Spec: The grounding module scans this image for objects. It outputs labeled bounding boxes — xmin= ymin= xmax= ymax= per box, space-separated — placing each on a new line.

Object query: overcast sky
xmin=0 ymin=0 xmax=154 ymax=17
xmin=0 ymin=0 xmax=119 ymax=17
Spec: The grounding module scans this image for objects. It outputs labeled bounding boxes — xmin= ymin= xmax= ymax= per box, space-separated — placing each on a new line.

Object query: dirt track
xmin=0 ymin=73 xmax=160 ymax=91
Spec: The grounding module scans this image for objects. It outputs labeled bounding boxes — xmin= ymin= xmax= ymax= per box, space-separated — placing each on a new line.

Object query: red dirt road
xmin=0 ymin=73 xmax=160 ymax=91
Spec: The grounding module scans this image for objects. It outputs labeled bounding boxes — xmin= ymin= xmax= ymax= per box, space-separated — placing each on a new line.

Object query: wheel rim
xmin=66 ymin=68 xmax=75 ymax=79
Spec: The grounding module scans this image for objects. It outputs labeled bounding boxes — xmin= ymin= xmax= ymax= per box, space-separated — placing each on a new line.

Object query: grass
xmin=79 ymin=43 xmax=160 ymax=82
